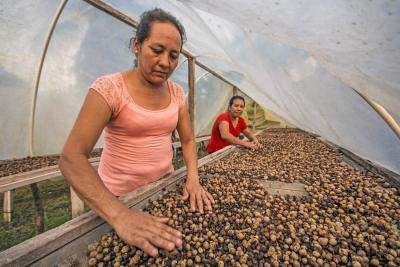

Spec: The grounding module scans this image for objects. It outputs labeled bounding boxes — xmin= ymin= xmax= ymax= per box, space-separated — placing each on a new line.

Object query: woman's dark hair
xmin=134 ymin=8 xmax=186 ymax=49
xmin=229 ymin=95 xmax=245 ymax=107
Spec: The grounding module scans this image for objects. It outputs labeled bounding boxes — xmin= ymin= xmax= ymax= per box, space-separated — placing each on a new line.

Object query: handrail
xmin=0 ymin=158 xmax=100 ymax=193
xmin=0 ymin=137 xmax=210 ymax=193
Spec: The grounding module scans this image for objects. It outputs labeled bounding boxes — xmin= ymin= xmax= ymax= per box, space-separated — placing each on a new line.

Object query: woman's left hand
xmin=252 ymin=137 xmax=262 ymax=149
xmin=182 ymin=179 xmax=215 ymax=213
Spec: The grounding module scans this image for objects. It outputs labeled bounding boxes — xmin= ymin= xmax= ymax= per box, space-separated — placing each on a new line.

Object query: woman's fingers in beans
xmin=202 ymin=192 xmax=212 ymax=211
xmin=206 ymin=191 xmax=215 ymax=204
xmin=144 ymin=220 xmax=182 ymax=246
xmin=148 ymin=233 xmax=176 ymax=251
xmin=134 ymin=237 xmax=158 ymax=257
xmin=196 ymin=192 xmax=204 ymax=213
xmin=155 ymin=224 xmax=182 ymax=247
xmin=149 ymin=215 xmax=181 ymax=238
xmin=153 ymin=216 xmax=169 ymax=223
xmin=190 ymin=193 xmax=196 ymax=212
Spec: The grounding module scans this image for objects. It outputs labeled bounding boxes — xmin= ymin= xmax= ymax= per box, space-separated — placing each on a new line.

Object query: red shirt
xmin=206 ymin=113 xmax=247 ymax=153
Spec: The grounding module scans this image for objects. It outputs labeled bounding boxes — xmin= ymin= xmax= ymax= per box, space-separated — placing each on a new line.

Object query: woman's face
xmin=228 ymin=99 xmax=245 ymax=118
xmin=134 ymin=21 xmax=181 ymax=85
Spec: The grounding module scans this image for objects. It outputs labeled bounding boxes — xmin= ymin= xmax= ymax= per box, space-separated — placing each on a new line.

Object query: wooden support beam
xmin=70 ymin=187 xmax=85 ymax=218
xmin=318 ymin=137 xmax=400 ymax=188
xmin=2 ymin=190 xmax=12 ymax=222
xmin=188 ymin=56 xmax=196 ymax=132
xmin=233 ymin=86 xmax=238 ymax=96
xmin=253 ymin=102 xmax=257 ymax=131
xmin=0 ymin=134 xmax=210 ymax=194
xmin=172 ymin=136 xmax=210 ymax=149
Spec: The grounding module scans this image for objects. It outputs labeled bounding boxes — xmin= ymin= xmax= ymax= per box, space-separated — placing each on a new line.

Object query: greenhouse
xmin=0 ymin=0 xmax=399 ymax=266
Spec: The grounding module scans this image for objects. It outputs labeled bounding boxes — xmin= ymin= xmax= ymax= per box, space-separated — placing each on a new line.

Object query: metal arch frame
xmin=353 ymin=90 xmax=400 ymax=139
xmin=29 ymin=0 xmax=69 ymax=156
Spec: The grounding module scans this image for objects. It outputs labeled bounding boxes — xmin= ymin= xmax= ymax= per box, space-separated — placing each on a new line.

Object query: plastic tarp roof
xmin=1 ymin=0 xmax=399 ymax=174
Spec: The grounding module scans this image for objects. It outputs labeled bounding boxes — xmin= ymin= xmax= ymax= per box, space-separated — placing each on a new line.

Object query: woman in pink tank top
xmin=59 ymin=8 xmax=214 ymax=257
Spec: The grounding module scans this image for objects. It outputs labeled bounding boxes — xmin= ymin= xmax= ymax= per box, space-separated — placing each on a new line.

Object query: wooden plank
xmin=0 ymin=135 xmax=209 ymax=194
xmin=0 ymin=144 xmax=238 ymax=267
xmin=2 ymin=190 xmax=12 ymax=222
xmin=70 ymin=187 xmax=85 ymax=218
xmin=258 ymin=180 xmax=307 ymax=196
xmin=0 ymin=158 xmax=100 ymax=193
xmin=232 ymin=86 xmax=238 ymax=96
xmin=172 ymin=136 xmax=210 ymax=149
xmin=318 ymin=137 xmax=400 ymax=189
xmin=338 ymin=147 xmax=400 ymax=189
xmin=253 ymin=102 xmax=257 ymax=131
xmin=188 ymin=56 xmax=196 ymax=131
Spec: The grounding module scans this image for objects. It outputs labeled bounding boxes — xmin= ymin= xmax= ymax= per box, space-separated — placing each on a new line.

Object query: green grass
xmin=0 ymin=179 xmax=71 ymax=252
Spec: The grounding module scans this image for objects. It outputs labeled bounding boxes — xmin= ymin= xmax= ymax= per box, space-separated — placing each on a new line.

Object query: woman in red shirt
xmin=206 ymin=96 xmax=261 ymax=153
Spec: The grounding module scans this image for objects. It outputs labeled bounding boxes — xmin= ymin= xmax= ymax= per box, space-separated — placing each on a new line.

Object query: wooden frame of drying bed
xmin=0 ymin=144 xmax=236 ymax=267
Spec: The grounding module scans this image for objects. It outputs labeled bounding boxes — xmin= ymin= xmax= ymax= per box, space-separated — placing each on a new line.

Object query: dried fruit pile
xmin=0 ymin=149 xmax=102 ymax=178
xmin=88 ymin=129 xmax=400 ymax=266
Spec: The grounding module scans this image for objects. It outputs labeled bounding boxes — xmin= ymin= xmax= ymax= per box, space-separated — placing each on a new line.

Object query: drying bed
xmin=87 ymin=129 xmax=400 ymax=266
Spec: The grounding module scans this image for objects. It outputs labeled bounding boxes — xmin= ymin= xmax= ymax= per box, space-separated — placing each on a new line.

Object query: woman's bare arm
xmin=59 ymin=90 xmax=181 ymax=257
xmin=176 ymin=103 xmax=215 ymax=213
xmin=219 ymin=121 xmax=256 ymax=149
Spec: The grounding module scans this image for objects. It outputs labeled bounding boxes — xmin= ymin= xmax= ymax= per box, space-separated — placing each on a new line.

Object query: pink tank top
xmin=90 ymin=73 xmax=186 ymax=196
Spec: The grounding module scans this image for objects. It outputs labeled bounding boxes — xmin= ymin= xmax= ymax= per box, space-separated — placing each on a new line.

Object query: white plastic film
xmin=1 ymin=0 xmax=399 ymax=175
xmin=0 ymin=0 xmax=60 ymax=159
xmin=34 ymin=0 xmax=134 ymax=155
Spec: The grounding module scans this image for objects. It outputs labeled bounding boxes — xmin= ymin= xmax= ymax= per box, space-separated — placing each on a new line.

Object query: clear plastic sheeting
xmin=0 ymin=0 xmax=60 ymax=158
xmin=195 ymin=70 xmax=233 ymax=136
xmin=1 ymin=0 xmax=399 ymax=175
xmin=186 ymin=0 xmax=400 ymax=125
xmin=34 ymin=0 xmax=134 ymax=155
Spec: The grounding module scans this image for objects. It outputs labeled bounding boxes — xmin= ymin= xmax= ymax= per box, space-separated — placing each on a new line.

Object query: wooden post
xmin=253 ymin=102 xmax=257 ymax=131
xmin=30 ymin=184 xmax=44 ymax=234
xmin=70 ymin=187 xmax=84 ymax=218
xmin=233 ymin=86 xmax=238 ymax=96
xmin=188 ymin=56 xmax=196 ymax=132
xmin=3 ymin=191 xmax=12 ymax=222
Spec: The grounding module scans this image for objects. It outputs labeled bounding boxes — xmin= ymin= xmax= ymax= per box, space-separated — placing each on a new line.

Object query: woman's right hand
xmin=244 ymin=141 xmax=257 ymax=149
xmin=113 ymin=209 xmax=182 ymax=257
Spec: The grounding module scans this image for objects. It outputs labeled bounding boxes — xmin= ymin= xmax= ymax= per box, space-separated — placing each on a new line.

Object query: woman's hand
xmin=252 ymin=137 xmax=262 ymax=149
xmin=243 ymin=141 xmax=258 ymax=149
xmin=182 ymin=179 xmax=215 ymax=213
xmin=113 ymin=209 xmax=182 ymax=257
